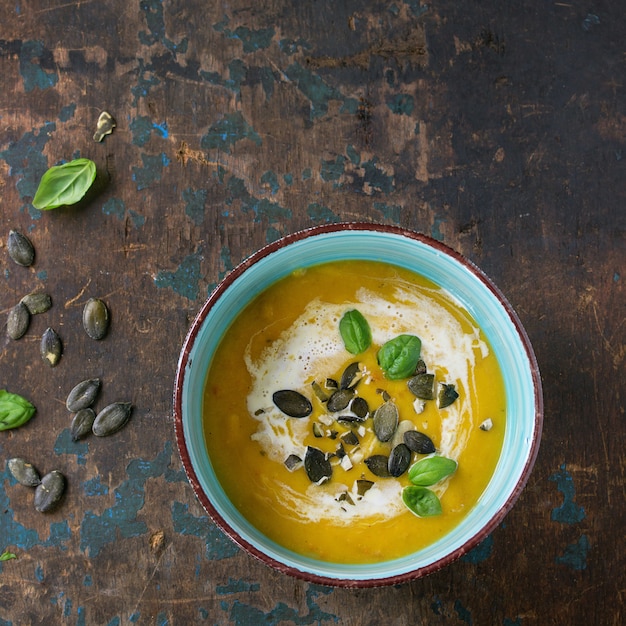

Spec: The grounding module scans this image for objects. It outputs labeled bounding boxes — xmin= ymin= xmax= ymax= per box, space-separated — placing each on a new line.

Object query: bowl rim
xmin=173 ymin=222 xmax=543 ymax=588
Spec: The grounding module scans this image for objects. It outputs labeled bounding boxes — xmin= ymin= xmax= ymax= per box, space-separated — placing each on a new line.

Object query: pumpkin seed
xmin=407 ymin=373 xmax=435 ymax=400
xmin=21 ymin=292 xmax=52 ymax=315
xmin=437 ymin=383 xmax=459 ymax=408
xmin=93 ymin=111 xmax=116 ymax=142
xmin=304 ymin=446 xmax=332 ymax=484
xmin=7 ymin=230 xmax=35 ymax=267
xmin=284 ymin=454 xmax=302 ymax=472
xmin=364 ymin=454 xmax=391 ymax=478
xmin=351 ymin=396 xmax=369 ymax=419
xmin=34 ymin=470 xmax=66 ymax=512
xmin=83 ymin=297 xmax=110 ymax=340
xmin=311 ymin=380 xmax=329 ymax=403
xmin=390 ymin=419 xmax=416 ymax=449
xmin=326 ymin=388 xmax=354 ymax=412
xmin=414 ymin=359 xmax=427 ymax=375
xmin=40 ymin=327 xmax=62 ymax=367
xmin=373 ymin=401 xmax=398 ymax=442
xmin=340 ymin=431 xmax=359 ymax=447
xmin=66 ymin=378 xmax=101 ymax=412
xmin=356 ymin=479 xmax=374 ymax=496
xmin=92 ymin=402 xmax=132 ymax=436
xmin=273 ymin=389 xmax=312 ymax=418
xmin=388 ymin=443 xmax=411 ymax=477
xmin=7 ymin=458 xmax=41 ymax=487
xmin=7 ymin=302 xmax=30 ymax=340
xmin=404 ymin=430 xmax=436 ymax=454
xmin=339 ymin=362 xmax=361 ymax=389
xmin=70 ymin=408 xmax=96 ymax=441
xmin=325 ymin=378 xmax=338 ymax=389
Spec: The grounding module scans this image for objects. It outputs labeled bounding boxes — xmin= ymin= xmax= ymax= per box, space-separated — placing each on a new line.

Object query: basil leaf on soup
xmin=408 ymin=455 xmax=458 ymax=486
xmin=32 ymin=158 xmax=97 ymax=210
xmin=402 ymin=486 xmax=442 ymax=517
xmin=377 ymin=334 xmax=422 ymax=380
xmin=339 ymin=309 xmax=372 ymax=354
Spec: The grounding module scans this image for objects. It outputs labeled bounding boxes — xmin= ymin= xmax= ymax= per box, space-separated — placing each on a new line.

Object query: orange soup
xmin=203 ymin=260 xmax=506 ymax=564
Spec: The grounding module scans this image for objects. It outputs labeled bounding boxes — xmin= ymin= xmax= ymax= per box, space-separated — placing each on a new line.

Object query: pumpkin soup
xmin=203 ymin=260 xmax=506 ymax=564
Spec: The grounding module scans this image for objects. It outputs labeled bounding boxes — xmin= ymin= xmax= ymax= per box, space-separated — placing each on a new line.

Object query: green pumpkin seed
xmin=437 ymin=383 xmax=459 ymax=408
xmin=7 ymin=302 xmax=30 ymax=340
xmin=407 ymin=373 xmax=435 ymax=400
xmin=373 ymin=401 xmax=398 ymax=442
xmin=92 ymin=402 xmax=132 ymax=436
xmin=70 ymin=408 xmax=96 ymax=441
xmin=356 ymin=479 xmax=374 ymax=496
xmin=273 ymin=389 xmax=312 ymax=418
xmin=7 ymin=458 xmax=41 ymax=487
xmin=83 ymin=297 xmax=110 ymax=340
xmin=284 ymin=454 xmax=302 ymax=472
xmin=34 ymin=470 xmax=66 ymax=512
xmin=66 ymin=378 xmax=101 ymax=412
xmin=388 ymin=443 xmax=411 ymax=477
xmin=339 ymin=362 xmax=362 ymax=389
xmin=40 ymin=327 xmax=62 ymax=367
xmin=403 ymin=430 xmax=436 ymax=454
xmin=21 ymin=292 xmax=52 ymax=315
xmin=7 ymin=230 xmax=35 ymax=267
xmin=364 ymin=454 xmax=391 ymax=478
xmin=326 ymin=388 xmax=354 ymax=412
xmin=304 ymin=446 xmax=332 ymax=484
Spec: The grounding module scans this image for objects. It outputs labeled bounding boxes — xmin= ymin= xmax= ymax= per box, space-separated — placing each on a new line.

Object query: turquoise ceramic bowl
xmin=174 ymin=223 xmax=543 ymax=587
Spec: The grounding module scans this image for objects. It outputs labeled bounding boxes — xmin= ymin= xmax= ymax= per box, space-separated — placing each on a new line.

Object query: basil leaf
xmin=377 ymin=334 xmax=421 ymax=380
xmin=0 ymin=551 xmax=17 ymax=562
xmin=32 ymin=158 xmax=97 ymax=210
xmin=339 ymin=309 xmax=372 ymax=354
xmin=402 ymin=486 xmax=442 ymax=517
xmin=0 ymin=390 xmax=36 ymax=431
xmin=408 ymin=455 xmax=457 ymax=486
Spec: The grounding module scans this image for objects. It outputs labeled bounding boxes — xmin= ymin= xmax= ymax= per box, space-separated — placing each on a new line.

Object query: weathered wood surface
xmin=0 ymin=1 xmax=624 ymax=624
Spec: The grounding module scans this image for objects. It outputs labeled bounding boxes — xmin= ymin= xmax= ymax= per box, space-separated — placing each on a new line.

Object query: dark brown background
xmin=0 ymin=1 xmax=624 ymax=624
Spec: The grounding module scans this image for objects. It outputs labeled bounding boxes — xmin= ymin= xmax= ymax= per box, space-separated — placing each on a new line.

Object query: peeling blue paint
xmin=83 ymin=575 xmax=92 ymax=587
xmin=360 ymin=158 xmax=394 ymax=194
xmin=549 ymin=464 xmax=585 ymax=524
xmin=387 ymin=93 xmax=415 ymax=116
xmin=132 ymin=152 xmax=170 ymax=190
xmin=431 ymin=215 xmax=446 ymax=241
xmin=373 ymin=202 xmax=402 ymax=223
xmin=461 ymin=534 xmax=493 ymax=563
xmin=320 ymin=155 xmax=345 ymax=182
xmin=454 ymin=599 xmax=473 ymax=625
xmin=302 ymin=168 xmax=312 ymax=180
xmin=130 ymin=116 xmax=168 ymax=147
xmin=260 ymin=170 xmax=280 ymax=194
xmin=131 ymin=58 xmax=161 ymax=104
xmin=216 ymin=578 xmax=261 ymax=595
xmin=170 ymin=501 xmax=239 ymax=560
xmin=129 ymin=611 xmax=140 ymax=623
xmin=183 ymin=187 xmax=208 ymax=225
xmin=59 ymin=103 xmax=76 ymax=122
xmin=614 ymin=271 xmax=620 ymax=282
xmin=139 ymin=0 xmax=188 ymax=54
xmin=35 ymin=564 xmax=44 ymax=582
xmin=156 ymin=611 xmax=168 ymax=626
xmin=279 ymin=38 xmax=311 ymax=55
xmin=307 ymin=202 xmax=340 ymax=223
xmin=54 ymin=428 xmax=89 ymax=465
xmin=404 ymin=0 xmax=429 ymax=18
xmin=504 ymin=618 xmax=522 ymax=626
xmin=83 ymin=476 xmax=109 ymax=497
xmin=76 ymin=606 xmax=86 ymax=626
xmin=556 ymin=534 xmax=589 ymax=570
xmin=283 ymin=173 xmax=293 ymax=185
xmin=284 ymin=63 xmax=343 ymax=119
xmin=226 ymin=175 xmax=291 ymax=224
xmin=79 ymin=443 xmax=174 ymax=557
xmin=129 ymin=210 xmax=146 ymax=228
xmin=346 ymin=145 xmax=360 ymax=165
xmin=339 ymin=98 xmax=359 ymax=114
xmin=106 ymin=617 xmax=121 ymax=626
xmin=258 ymin=66 xmax=275 ymax=100
xmin=19 ymin=40 xmax=58 ymax=92
xmin=155 ymin=250 xmax=203 ymax=300
xmin=102 ymin=197 xmax=126 ymax=220
xmin=225 ymin=584 xmax=338 ymax=625
xmin=219 ymin=25 xmax=275 ymax=53
xmin=198 ymin=607 xmax=208 ymax=620
xmin=201 ymin=112 xmax=261 ymax=153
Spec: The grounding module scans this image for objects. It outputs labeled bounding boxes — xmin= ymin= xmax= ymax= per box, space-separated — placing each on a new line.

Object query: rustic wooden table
xmin=1 ymin=1 xmax=624 ymax=624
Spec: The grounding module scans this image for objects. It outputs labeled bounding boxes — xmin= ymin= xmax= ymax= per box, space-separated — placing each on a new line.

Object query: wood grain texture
xmin=0 ymin=1 xmax=624 ymax=624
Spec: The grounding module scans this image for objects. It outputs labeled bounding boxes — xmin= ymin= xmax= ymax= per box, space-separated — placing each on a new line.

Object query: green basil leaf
xmin=32 ymin=158 xmax=97 ymax=210
xmin=377 ymin=334 xmax=421 ymax=379
xmin=402 ymin=486 xmax=442 ymax=517
xmin=339 ymin=309 xmax=372 ymax=354
xmin=0 ymin=390 xmax=36 ymax=431
xmin=408 ymin=455 xmax=457 ymax=486
xmin=0 ymin=551 xmax=17 ymax=562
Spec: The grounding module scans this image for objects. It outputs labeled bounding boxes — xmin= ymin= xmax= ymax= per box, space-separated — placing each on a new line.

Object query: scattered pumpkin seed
xmin=340 ymin=431 xmax=359 ymax=447
xmin=312 ymin=422 xmax=324 ymax=437
xmin=390 ymin=419 xmax=416 ymax=449
xmin=7 ymin=302 xmax=30 ymax=340
xmin=272 ymin=389 xmax=312 ymax=418
xmin=325 ymin=378 xmax=338 ymax=389
xmin=34 ymin=470 xmax=66 ymax=513
xmin=326 ymin=388 xmax=354 ymax=412
xmin=82 ymin=297 xmax=110 ymax=340
xmin=40 ymin=327 xmax=62 ymax=367
xmin=70 ymin=408 xmax=96 ymax=441
xmin=407 ymin=373 xmax=435 ymax=400
xmin=66 ymin=378 xmax=101 ymax=412
xmin=414 ymin=359 xmax=427 ymax=375
xmin=388 ymin=443 xmax=411 ymax=477
xmin=373 ymin=401 xmax=398 ymax=442
xmin=364 ymin=454 xmax=391 ymax=478
xmin=7 ymin=458 xmax=41 ymax=487
xmin=311 ymin=380 xmax=329 ymax=403
xmin=92 ymin=402 xmax=132 ymax=436
xmin=403 ymin=430 xmax=436 ymax=454
xmin=339 ymin=362 xmax=361 ymax=389
xmin=284 ymin=454 xmax=302 ymax=471
xmin=304 ymin=446 xmax=332 ymax=484
xmin=7 ymin=230 xmax=35 ymax=267
xmin=20 ymin=292 xmax=52 ymax=315
xmin=350 ymin=396 xmax=369 ymax=419
xmin=437 ymin=383 xmax=459 ymax=408
xmin=356 ymin=479 xmax=374 ymax=496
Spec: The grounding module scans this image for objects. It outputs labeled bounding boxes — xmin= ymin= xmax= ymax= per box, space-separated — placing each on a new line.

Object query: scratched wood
xmin=0 ymin=0 xmax=624 ymax=624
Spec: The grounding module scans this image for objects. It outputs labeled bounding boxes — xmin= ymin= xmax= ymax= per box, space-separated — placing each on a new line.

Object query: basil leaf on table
xmin=408 ymin=455 xmax=458 ymax=486
xmin=339 ymin=309 xmax=372 ymax=354
xmin=0 ymin=390 xmax=36 ymax=431
xmin=402 ymin=486 xmax=442 ymax=517
xmin=32 ymin=158 xmax=97 ymax=210
xmin=377 ymin=334 xmax=422 ymax=380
